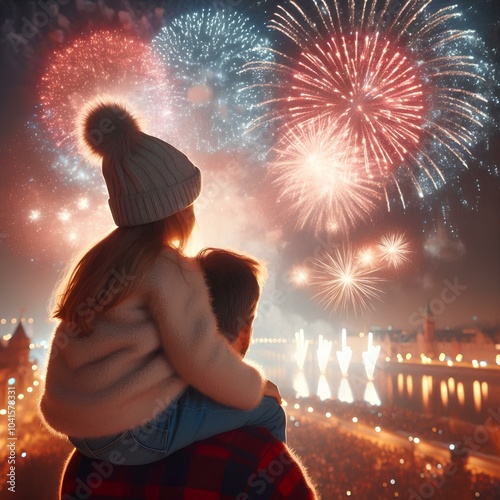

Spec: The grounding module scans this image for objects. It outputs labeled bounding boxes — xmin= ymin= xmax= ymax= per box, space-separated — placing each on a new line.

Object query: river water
xmin=248 ymin=343 xmax=500 ymax=426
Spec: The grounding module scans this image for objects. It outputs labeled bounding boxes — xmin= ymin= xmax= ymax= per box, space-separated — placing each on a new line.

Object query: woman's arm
xmin=147 ymin=251 xmax=265 ymax=410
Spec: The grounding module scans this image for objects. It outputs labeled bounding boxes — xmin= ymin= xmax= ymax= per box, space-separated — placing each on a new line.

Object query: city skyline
xmin=0 ymin=0 xmax=499 ymax=341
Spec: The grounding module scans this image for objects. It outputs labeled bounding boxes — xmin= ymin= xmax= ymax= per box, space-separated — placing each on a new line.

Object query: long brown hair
xmin=53 ymin=206 xmax=195 ymax=334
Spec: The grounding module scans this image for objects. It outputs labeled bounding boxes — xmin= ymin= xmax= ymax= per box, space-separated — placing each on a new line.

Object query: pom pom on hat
xmin=82 ymin=101 xmax=141 ymax=158
xmin=80 ymin=99 xmax=202 ymax=227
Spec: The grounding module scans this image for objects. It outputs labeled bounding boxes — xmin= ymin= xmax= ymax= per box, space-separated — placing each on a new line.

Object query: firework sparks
xmin=272 ymin=119 xmax=383 ymax=234
xmin=38 ymin=31 xmax=172 ymax=168
xmin=357 ymin=246 xmax=377 ymax=268
xmin=378 ymin=232 xmax=412 ymax=269
xmin=26 ymin=192 xmax=114 ymax=258
xmin=312 ymin=246 xmax=384 ymax=315
xmin=15 ymin=31 xmax=173 ymax=260
xmin=249 ymin=0 xmax=493 ymax=211
xmin=152 ymin=9 xmax=272 ymax=154
xmin=289 ymin=265 xmax=310 ymax=288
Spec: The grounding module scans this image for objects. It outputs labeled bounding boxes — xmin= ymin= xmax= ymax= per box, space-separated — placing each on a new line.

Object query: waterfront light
xmin=338 ymin=377 xmax=354 ymax=403
xmin=362 ymin=332 xmax=381 ymax=381
xmin=336 ymin=328 xmax=352 ymax=376
xmin=294 ymin=371 xmax=310 ymax=398
xmin=364 ymin=381 xmax=381 ymax=406
xmin=317 ymin=334 xmax=332 ymax=373
xmin=295 ymin=328 xmax=309 ymax=370
xmin=473 ymin=380 xmax=482 ymax=412
xmin=317 ymin=375 xmax=332 ymax=401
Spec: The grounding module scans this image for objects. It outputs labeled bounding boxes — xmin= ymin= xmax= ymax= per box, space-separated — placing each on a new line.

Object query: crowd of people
xmin=294 ymin=397 xmax=500 ymax=458
xmin=1 ymin=392 xmax=500 ymax=499
xmin=286 ymin=411 xmax=500 ymax=499
xmin=0 ymin=399 xmax=72 ymax=499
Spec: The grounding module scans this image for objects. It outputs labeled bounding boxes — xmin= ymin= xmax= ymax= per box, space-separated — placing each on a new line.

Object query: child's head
xmin=53 ymin=102 xmax=202 ymax=332
xmin=83 ymin=100 xmax=201 ymax=228
xmin=198 ymin=248 xmax=267 ymax=356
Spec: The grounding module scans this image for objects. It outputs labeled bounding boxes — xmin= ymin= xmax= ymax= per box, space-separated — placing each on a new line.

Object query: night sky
xmin=0 ymin=0 xmax=499 ymax=346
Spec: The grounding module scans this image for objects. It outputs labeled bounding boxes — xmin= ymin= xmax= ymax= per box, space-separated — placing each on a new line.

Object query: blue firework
xmin=152 ymin=8 xmax=273 ymax=155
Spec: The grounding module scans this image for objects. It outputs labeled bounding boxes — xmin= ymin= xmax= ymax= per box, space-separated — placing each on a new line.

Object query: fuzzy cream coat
xmin=39 ymin=249 xmax=265 ymax=438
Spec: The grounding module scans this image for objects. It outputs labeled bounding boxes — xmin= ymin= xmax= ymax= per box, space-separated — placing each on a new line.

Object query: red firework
xmin=291 ymin=32 xmax=426 ymax=173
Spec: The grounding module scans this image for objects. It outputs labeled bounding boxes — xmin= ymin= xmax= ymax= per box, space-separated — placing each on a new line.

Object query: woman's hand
xmin=263 ymin=379 xmax=282 ymax=405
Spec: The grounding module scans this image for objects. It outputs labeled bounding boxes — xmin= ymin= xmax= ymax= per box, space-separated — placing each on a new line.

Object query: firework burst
xmin=152 ymin=9 xmax=272 ymax=154
xmin=271 ymin=119 xmax=383 ymax=233
xmin=357 ymin=246 xmax=377 ymax=268
xmin=378 ymin=232 xmax=412 ymax=268
xmin=249 ymin=0 xmax=493 ymax=211
xmin=17 ymin=31 xmax=173 ymax=261
xmin=312 ymin=246 xmax=384 ymax=315
xmin=289 ymin=265 xmax=311 ymax=287
xmin=38 ymin=31 xmax=172 ymax=168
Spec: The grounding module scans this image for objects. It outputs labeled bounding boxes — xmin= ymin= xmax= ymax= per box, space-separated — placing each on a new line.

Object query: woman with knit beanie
xmin=39 ymin=101 xmax=285 ymax=465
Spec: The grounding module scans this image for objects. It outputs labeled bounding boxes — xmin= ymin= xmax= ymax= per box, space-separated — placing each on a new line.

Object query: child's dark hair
xmin=197 ymin=248 xmax=266 ymax=346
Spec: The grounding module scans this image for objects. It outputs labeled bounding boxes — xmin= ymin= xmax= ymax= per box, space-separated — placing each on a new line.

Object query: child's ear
xmin=234 ymin=326 xmax=251 ymax=357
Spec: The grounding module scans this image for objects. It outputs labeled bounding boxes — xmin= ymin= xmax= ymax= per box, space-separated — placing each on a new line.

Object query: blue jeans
xmin=70 ymin=387 xmax=286 ymax=465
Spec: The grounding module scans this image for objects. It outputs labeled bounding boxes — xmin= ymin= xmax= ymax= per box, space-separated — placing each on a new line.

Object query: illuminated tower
xmin=0 ymin=321 xmax=32 ymax=393
xmin=8 ymin=322 xmax=31 ymax=367
xmin=422 ymin=300 xmax=436 ymax=357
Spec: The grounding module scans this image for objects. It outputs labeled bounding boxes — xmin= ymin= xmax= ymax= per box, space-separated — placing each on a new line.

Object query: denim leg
xmin=69 ymin=397 xmax=179 ymax=465
xmin=165 ymin=387 xmax=286 ymax=456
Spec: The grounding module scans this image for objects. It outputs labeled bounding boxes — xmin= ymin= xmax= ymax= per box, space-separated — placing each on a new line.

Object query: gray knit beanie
xmin=82 ymin=101 xmax=201 ymax=227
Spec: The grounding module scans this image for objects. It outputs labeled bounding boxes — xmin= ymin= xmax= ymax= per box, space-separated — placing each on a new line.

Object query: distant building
xmin=371 ymin=302 xmax=498 ymax=364
xmin=422 ymin=300 xmax=436 ymax=357
xmin=0 ymin=321 xmax=33 ymax=399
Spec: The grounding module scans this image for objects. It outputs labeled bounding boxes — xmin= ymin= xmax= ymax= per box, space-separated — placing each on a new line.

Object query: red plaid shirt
xmin=60 ymin=426 xmax=318 ymax=499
